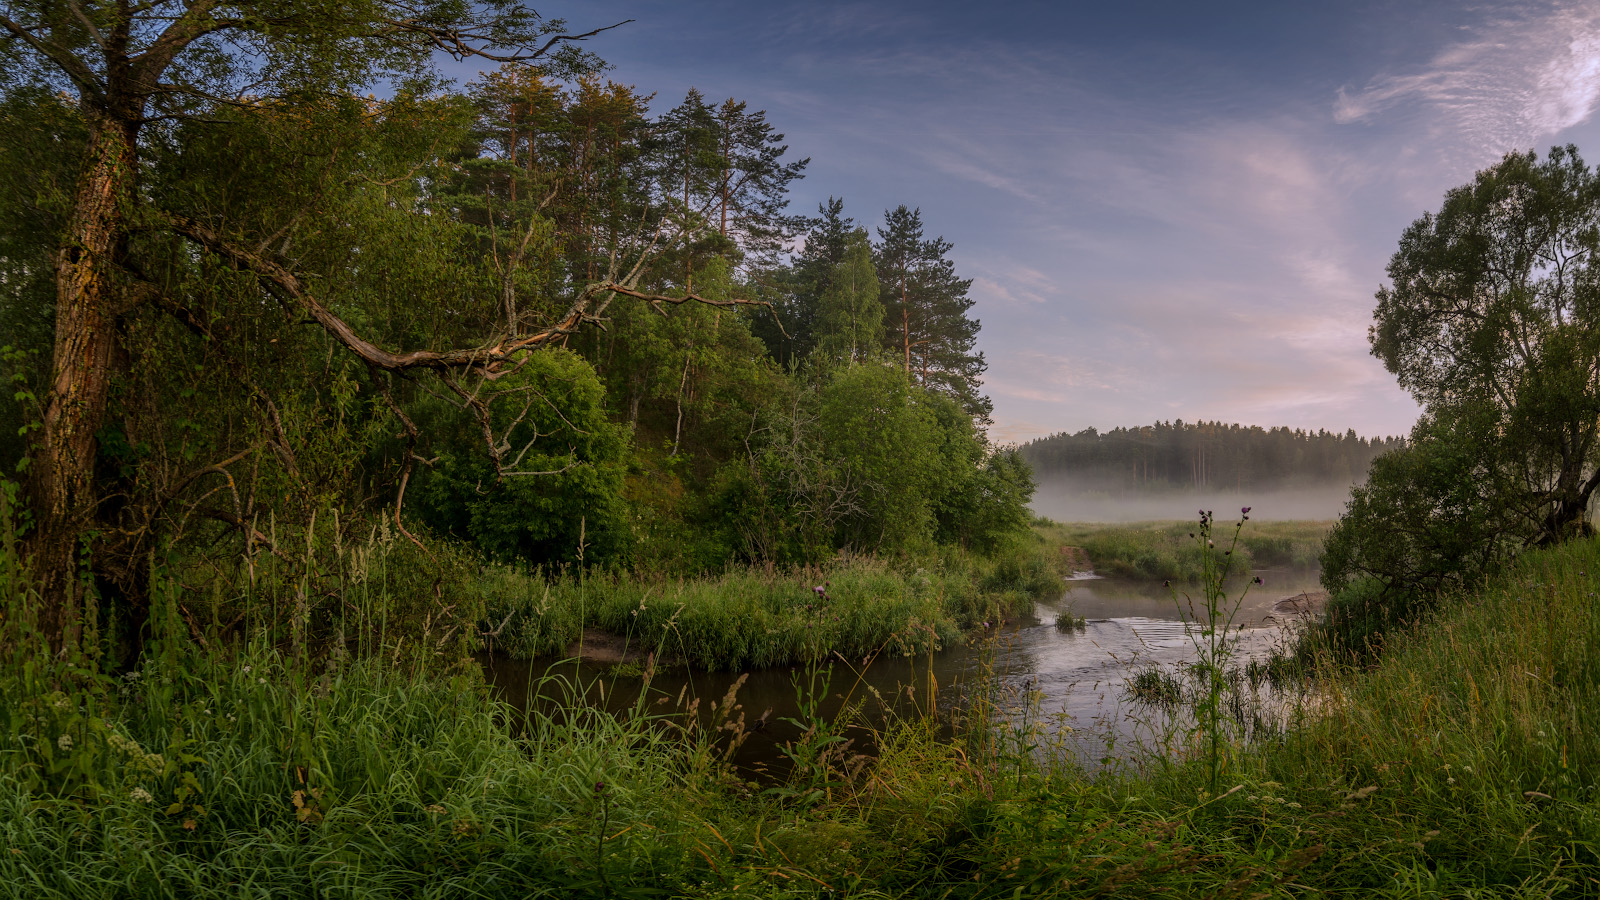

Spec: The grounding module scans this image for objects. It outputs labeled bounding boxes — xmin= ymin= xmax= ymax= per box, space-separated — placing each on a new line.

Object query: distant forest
xmin=1019 ymin=421 xmax=1406 ymax=494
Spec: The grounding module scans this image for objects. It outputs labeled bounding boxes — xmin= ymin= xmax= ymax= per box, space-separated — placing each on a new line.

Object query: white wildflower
xmin=129 ymin=787 xmax=153 ymax=804
xmin=56 ymin=734 xmax=72 ymax=752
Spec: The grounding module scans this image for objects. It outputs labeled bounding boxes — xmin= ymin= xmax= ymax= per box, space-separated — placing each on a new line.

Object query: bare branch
xmin=378 ymin=16 xmax=633 ymax=64
xmin=166 ymin=213 xmax=787 ymax=370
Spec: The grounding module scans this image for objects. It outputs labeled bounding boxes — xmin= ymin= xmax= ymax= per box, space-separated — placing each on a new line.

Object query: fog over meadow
xmin=1029 ymin=477 xmax=1356 ymax=524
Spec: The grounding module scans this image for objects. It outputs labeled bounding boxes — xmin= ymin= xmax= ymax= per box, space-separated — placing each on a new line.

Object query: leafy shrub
xmin=411 ymin=349 xmax=631 ymax=569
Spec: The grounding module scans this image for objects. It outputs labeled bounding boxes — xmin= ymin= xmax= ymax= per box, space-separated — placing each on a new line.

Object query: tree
xmin=873 ymin=206 xmax=989 ymax=421
xmin=1372 ymin=145 xmax=1600 ymax=545
xmin=1321 ymin=407 xmax=1521 ymax=600
xmin=652 ymin=89 xmax=807 ymax=286
xmin=751 ymin=196 xmax=853 ymax=365
xmin=815 ymin=229 xmax=882 ymax=365
xmin=708 ymin=97 xmax=808 ymax=264
xmin=818 ymin=365 xmax=939 ymax=552
xmin=0 ymin=1 xmax=806 ymax=652
xmin=410 ymin=349 xmax=630 ymax=568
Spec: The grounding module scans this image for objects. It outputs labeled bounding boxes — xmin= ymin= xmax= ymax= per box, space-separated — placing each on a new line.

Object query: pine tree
xmin=753 ymin=197 xmax=852 ymax=364
xmin=710 ymin=98 xmax=809 ymax=264
xmin=874 ymin=206 xmax=989 ymax=421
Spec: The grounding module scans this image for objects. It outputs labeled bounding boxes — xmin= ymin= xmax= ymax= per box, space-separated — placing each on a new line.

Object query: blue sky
xmin=458 ymin=1 xmax=1600 ymax=443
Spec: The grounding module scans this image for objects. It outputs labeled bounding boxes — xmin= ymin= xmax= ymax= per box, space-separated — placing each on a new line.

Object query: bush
xmin=411 ymin=349 xmax=631 ymax=569
xmin=1320 ymin=410 xmax=1523 ymax=638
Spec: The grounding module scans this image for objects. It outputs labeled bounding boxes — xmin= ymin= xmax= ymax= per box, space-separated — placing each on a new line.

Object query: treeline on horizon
xmin=1019 ymin=421 xmax=1406 ymax=494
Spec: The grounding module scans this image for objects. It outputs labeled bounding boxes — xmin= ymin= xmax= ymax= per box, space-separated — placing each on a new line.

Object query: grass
xmin=477 ymin=537 xmax=1068 ymax=671
xmin=5 ymin=518 xmax=1600 ymax=895
xmin=1033 ymin=517 xmax=1331 ymax=581
xmin=1053 ymin=609 xmax=1087 ymax=632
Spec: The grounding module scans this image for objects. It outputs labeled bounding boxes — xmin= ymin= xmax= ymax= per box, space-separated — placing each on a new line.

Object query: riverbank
xmin=4 ymin=532 xmax=1596 ymax=896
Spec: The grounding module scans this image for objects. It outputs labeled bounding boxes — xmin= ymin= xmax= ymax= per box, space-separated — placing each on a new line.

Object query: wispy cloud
xmin=1334 ymin=2 xmax=1600 ymax=152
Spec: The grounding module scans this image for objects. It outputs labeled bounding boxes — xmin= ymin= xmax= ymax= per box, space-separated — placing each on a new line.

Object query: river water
xmin=479 ymin=568 xmax=1324 ymax=778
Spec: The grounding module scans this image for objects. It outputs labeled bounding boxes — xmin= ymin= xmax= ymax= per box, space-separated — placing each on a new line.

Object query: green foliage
xmin=412 ymin=349 xmax=630 ymax=568
xmin=819 ymin=364 xmax=940 ymax=551
xmin=1370 ymin=145 xmax=1600 ymax=546
xmin=814 ymin=228 xmax=883 ymax=365
xmin=478 ymin=546 xmax=1062 ymax=671
xmin=1322 ymin=409 xmax=1522 ymax=607
xmin=0 ymin=86 xmax=80 ymax=477
xmin=2 ymin=0 xmax=1028 ymax=662
xmin=9 ymin=530 xmax=1600 ymax=896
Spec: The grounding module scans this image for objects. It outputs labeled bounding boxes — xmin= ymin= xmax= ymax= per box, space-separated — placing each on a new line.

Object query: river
xmin=479 ymin=567 xmax=1325 ymax=778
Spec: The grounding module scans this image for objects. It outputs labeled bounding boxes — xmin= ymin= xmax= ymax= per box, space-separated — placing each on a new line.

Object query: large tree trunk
xmin=1538 ymin=481 xmax=1599 ymax=545
xmin=25 ymin=117 xmax=135 ymax=654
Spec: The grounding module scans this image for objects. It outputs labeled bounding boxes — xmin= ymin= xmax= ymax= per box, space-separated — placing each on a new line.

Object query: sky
xmin=450 ymin=1 xmax=1600 ymax=444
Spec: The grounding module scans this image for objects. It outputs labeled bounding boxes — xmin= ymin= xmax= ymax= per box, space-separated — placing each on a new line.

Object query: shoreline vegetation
xmin=477 ymin=518 xmax=1332 ymax=674
xmin=1034 ymin=518 xmax=1331 ymax=581
xmin=4 ymin=514 xmax=1599 ymax=895
xmin=477 ymin=534 xmax=1069 ymax=671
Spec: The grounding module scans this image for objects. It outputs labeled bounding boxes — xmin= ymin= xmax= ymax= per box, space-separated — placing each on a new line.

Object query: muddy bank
xmin=1267 ymin=591 xmax=1326 ymax=622
xmin=562 ymin=627 xmax=662 ymax=665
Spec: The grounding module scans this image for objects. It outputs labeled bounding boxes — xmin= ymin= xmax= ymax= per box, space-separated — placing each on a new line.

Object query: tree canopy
xmin=1372 ymin=145 xmax=1600 ymax=545
xmin=1328 ymin=145 xmax=1600 ymax=604
xmin=0 ymin=10 xmax=1021 ymax=652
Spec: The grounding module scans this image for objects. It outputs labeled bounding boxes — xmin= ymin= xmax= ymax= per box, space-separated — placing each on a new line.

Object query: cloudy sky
xmin=475 ymin=1 xmax=1600 ymax=443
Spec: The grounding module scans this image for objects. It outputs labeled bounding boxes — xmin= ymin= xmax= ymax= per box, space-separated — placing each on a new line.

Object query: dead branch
xmin=373 ymin=370 xmax=434 ymax=554
xmin=167 ymin=212 xmax=785 ymax=374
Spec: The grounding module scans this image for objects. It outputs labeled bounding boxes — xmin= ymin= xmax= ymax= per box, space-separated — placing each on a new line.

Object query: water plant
xmin=1053 ymin=609 xmax=1087 ymax=631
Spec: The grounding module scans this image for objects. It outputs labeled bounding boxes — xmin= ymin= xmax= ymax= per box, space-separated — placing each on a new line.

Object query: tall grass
xmin=477 ymin=540 xmax=1067 ymax=671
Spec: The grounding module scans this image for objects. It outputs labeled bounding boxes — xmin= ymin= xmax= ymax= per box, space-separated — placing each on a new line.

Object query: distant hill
xmin=1018 ymin=421 xmax=1405 ymax=495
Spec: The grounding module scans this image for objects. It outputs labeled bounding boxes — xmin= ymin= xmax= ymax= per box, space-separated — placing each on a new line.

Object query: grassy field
xmin=1034 ymin=516 xmax=1332 ymax=580
xmin=4 ymin=530 xmax=1599 ymax=896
